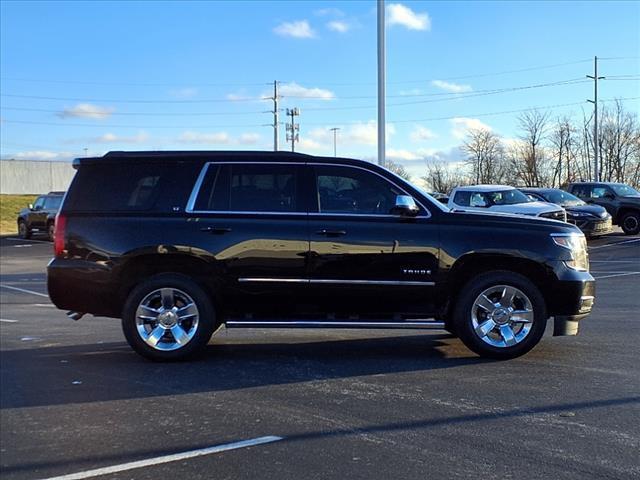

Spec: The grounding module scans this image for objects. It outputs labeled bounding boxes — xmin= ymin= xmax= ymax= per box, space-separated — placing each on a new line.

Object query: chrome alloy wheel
xmin=471 ymin=285 xmax=534 ymax=348
xmin=135 ymin=288 xmax=200 ymax=351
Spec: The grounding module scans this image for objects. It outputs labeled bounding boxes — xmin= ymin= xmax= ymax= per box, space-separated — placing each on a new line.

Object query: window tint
xmin=43 ymin=196 xmax=62 ymax=209
xmin=33 ymin=197 xmax=45 ymax=209
xmin=66 ymin=164 xmax=169 ymax=212
xmin=453 ymin=191 xmax=471 ymax=206
xmin=315 ymin=165 xmax=402 ymax=215
xmin=571 ymin=185 xmax=591 ymax=198
xmin=592 ymin=186 xmax=613 ymax=198
xmin=195 ymin=163 xmax=301 ymax=213
xmin=470 ymin=193 xmax=488 ymax=207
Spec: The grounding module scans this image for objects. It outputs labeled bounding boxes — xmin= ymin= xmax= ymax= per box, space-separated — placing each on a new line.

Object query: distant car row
xmin=434 ymin=181 xmax=640 ymax=236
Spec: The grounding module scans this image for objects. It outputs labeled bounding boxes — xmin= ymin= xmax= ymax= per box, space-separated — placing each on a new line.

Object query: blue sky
xmin=1 ymin=1 xmax=638 ymax=178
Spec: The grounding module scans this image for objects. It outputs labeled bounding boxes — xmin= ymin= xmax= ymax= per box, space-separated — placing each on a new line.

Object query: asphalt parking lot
xmin=1 ymin=232 xmax=639 ymax=480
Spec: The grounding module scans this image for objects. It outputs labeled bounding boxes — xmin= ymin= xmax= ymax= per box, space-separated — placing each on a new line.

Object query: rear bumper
xmin=47 ymin=258 xmax=120 ymax=317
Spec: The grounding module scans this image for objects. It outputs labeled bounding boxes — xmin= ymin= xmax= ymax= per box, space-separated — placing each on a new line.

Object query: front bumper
xmin=570 ymin=216 xmax=612 ymax=236
xmin=547 ymin=263 xmax=595 ymax=336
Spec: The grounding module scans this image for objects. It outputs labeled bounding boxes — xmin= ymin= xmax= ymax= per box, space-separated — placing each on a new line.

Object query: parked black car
xmin=520 ymin=188 xmax=612 ymax=237
xmin=17 ymin=191 xmax=65 ymax=240
xmin=47 ymin=151 xmax=595 ymax=361
xmin=566 ymin=182 xmax=640 ymax=235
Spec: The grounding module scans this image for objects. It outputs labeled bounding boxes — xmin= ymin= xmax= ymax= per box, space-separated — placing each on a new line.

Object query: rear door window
xmin=453 ymin=191 xmax=471 ymax=206
xmin=571 ymin=185 xmax=591 ymax=199
xmin=43 ymin=196 xmax=62 ymax=210
xmin=193 ymin=163 xmax=303 ymax=213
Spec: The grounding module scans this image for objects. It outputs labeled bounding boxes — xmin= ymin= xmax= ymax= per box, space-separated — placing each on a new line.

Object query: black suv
xmin=47 ymin=152 xmax=595 ymax=361
xmin=17 ymin=191 xmax=65 ymax=240
xmin=566 ymin=182 xmax=640 ymax=235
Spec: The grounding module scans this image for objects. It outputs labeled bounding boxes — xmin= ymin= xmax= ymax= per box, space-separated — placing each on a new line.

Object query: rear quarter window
xmin=65 ymin=162 xmax=200 ymax=213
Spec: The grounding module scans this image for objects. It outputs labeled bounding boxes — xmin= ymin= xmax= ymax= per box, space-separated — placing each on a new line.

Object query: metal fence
xmin=0 ymin=160 xmax=76 ymax=194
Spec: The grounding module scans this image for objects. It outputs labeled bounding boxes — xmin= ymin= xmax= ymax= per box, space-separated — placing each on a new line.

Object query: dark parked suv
xmin=17 ymin=191 xmax=64 ymax=240
xmin=566 ymin=182 xmax=640 ymax=235
xmin=48 ymin=151 xmax=595 ymax=361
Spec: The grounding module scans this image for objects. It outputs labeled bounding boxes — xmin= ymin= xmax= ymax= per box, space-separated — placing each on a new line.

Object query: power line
xmin=0 ymin=93 xmax=267 ymax=104
xmin=2 ymin=97 xmax=636 ymax=130
xmin=0 ymin=106 xmax=267 ymax=116
xmin=0 ymin=77 xmax=271 ymax=87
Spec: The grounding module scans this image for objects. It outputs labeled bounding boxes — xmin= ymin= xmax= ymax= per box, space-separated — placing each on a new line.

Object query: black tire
xmin=18 ymin=220 xmax=31 ymax=239
xmin=620 ymin=211 xmax=640 ymax=236
xmin=122 ymin=273 xmax=217 ymax=361
xmin=453 ymin=270 xmax=547 ymax=360
xmin=47 ymin=221 xmax=55 ymax=242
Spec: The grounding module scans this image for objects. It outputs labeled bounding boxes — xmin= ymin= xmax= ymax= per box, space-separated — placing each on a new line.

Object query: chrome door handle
xmin=315 ymin=229 xmax=347 ymax=237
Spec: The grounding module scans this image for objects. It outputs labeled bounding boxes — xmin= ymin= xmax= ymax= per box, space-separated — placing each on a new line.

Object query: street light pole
xmin=329 ymin=127 xmax=340 ymax=157
xmin=377 ymin=0 xmax=386 ymax=167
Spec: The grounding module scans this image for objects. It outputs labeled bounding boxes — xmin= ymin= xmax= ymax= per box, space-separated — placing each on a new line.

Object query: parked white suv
xmin=448 ymin=185 xmax=567 ymax=222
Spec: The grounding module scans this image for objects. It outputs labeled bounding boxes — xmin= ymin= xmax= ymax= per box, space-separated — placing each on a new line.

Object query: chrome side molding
xmin=225 ymin=320 xmax=445 ymax=330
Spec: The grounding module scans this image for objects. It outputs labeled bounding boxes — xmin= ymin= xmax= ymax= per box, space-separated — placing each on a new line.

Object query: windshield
xmin=486 ymin=189 xmax=531 ymax=205
xmin=540 ymin=190 xmax=585 ymax=207
xmin=610 ymin=184 xmax=640 ymax=197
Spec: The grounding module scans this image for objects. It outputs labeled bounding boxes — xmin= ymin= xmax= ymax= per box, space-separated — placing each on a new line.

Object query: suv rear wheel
xmin=453 ymin=271 xmax=547 ymax=359
xmin=122 ymin=274 xmax=216 ymax=361
xmin=18 ymin=220 xmax=31 ymax=239
xmin=620 ymin=211 xmax=640 ymax=235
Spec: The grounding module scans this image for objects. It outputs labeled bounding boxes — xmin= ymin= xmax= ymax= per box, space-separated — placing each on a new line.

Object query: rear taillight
xmin=53 ymin=213 xmax=67 ymax=257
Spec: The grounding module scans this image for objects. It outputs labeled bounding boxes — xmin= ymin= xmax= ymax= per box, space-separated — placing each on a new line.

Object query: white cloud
xmin=178 ymin=131 xmax=231 ymax=144
xmin=387 ymin=149 xmax=422 ymax=161
xmin=177 ymin=131 xmax=262 ymax=146
xmin=274 ymin=20 xmax=316 ymax=39
xmin=410 ymin=125 xmax=437 ymax=142
xmin=327 ymin=20 xmax=350 ymax=33
xmin=226 ymin=92 xmax=254 ymax=102
xmin=450 ymin=117 xmax=492 ymax=140
xmin=94 ymin=131 xmax=149 ymax=144
xmin=387 ymin=3 xmax=431 ymax=31
xmin=279 ymin=82 xmax=335 ymax=100
xmin=2 ymin=150 xmax=75 ymax=161
xmin=309 ymin=121 xmax=396 ymax=147
xmin=298 ymin=137 xmax=323 ymax=152
xmin=58 ymin=103 xmax=114 ymax=119
xmin=431 ymin=80 xmax=472 ymax=93
xmin=314 ymin=8 xmax=345 ymax=17
xmin=239 ymin=133 xmax=261 ymax=145
xmin=169 ymin=87 xmax=198 ymax=99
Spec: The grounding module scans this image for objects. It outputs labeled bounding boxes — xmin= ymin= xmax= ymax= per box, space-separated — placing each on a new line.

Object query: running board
xmin=225 ymin=320 xmax=446 ymax=330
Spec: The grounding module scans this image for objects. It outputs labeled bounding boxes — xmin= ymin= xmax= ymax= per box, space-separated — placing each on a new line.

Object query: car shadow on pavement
xmin=1 ymin=333 xmax=483 ymax=409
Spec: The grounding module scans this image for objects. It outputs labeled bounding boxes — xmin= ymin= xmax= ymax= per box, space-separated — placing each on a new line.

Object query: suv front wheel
xmin=453 ymin=271 xmax=547 ymax=359
xmin=620 ymin=211 xmax=640 ymax=236
xmin=122 ymin=274 xmax=217 ymax=361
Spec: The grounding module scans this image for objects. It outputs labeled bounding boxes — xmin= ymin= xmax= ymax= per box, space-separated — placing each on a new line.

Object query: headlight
xmin=551 ymin=233 xmax=589 ymax=271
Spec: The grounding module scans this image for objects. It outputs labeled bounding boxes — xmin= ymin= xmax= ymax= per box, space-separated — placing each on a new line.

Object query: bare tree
xmin=507 ymin=110 xmax=551 ymax=186
xmin=385 ymin=159 xmax=412 ymax=182
xmin=599 ymin=100 xmax=640 ymax=184
xmin=549 ymin=116 xmax=578 ymax=187
xmin=461 ymin=129 xmax=506 ymax=184
xmin=421 ymin=160 xmax=470 ymax=194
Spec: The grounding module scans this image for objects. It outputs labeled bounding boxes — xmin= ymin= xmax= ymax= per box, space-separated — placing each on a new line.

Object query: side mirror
xmin=392 ymin=195 xmax=420 ymax=217
xmin=28 ymin=204 xmax=34 ymax=210
xmin=603 ymin=192 xmax=615 ymax=200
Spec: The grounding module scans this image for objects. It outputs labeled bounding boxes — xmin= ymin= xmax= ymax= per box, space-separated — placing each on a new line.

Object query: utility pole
xmin=329 ymin=127 xmax=340 ymax=157
xmin=267 ymin=81 xmax=280 ymax=151
xmin=286 ymin=108 xmax=299 ymax=152
xmin=587 ymin=56 xmax=605 ymax=182
xmin=83 ymin=148 xmax=88 ymax=157
xmin=377 ymin=0 xmax=386 ymax=167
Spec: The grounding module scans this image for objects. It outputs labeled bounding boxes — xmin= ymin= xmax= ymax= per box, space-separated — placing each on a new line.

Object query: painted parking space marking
xmin=0 ymin=284 xmax=49 ymax=298
xmin=0 ymin=318 xmax=19 ymax=323
xmin=593 ymin=272 xmax=640 ymax=280
xmin=589 ymin=238 xmax=640 ymax=250
xmin=3 ymin=237 xmax=51 ymax=244
xmin=37 ymin=435 xmax=283 ymax=480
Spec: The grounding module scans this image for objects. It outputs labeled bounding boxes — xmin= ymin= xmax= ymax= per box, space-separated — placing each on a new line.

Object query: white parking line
xmin=593 ymin=272 xmax=640 ymax=280
xmin=590 ymin=260 xmax=640 ymax=263
xmin=589 ymin=238 xmax=640 ymax=250
xmin=3 ymin=237 xmax=51 ymax=244
xmin=38 ymin=435 xmax=283 ymax=480
xmin=13 ymin=244 xmax=33 ymax=248
xmin=0 ymin=318 xmax=19 ymax=323
xmin=0 ymin=284 xmax=49 ymax=298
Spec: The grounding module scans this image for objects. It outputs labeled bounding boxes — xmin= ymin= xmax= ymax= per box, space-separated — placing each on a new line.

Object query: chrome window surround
xmin=238 ymin=278 xmax=435 ymax=286
xmin=185 ymin=161 xmax=432 ymax=219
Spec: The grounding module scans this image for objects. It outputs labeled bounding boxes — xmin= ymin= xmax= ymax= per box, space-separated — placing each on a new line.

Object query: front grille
xmin=540 ymin=210 xmax=567 ymax=222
